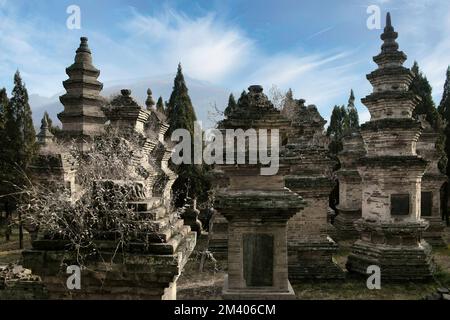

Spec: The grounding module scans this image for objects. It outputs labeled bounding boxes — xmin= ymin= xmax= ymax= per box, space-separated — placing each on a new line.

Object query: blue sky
xmin=1 ymin=0 xmax=450 ymax=125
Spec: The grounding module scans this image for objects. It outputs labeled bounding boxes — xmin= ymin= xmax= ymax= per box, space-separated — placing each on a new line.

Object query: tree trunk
xmin=19 ymin=211 xmax=23 ymax=249
xmin=5 ymin=201 xmax=11 ymax=242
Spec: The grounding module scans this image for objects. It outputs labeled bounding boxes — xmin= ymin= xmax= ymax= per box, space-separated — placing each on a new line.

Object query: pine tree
xmin=410 ymin=61 xmax=439 ymax=127
xmin=0 ymin=87 xmax=9 ymax=182
xmin=156 ymin=96 xmax=165 ymax=114
xmin=438 ymin=66 xmax=450 ymax=118
xmin=347 ymin=89 xmax=359 ymax=129
xmin=0 ymin=88 xmax=7 ymax=138
xmin=165 ymin=64 xmax=209 ymax=207
xmin=439 ymin=66 xmax=450 ymax=178
xmin=224 ymin=93 xmax=237 ymax=117
xmin=0 ymin=88 xmax=10 ymax=240
xmin=166 ymin=64 xmax=197 ymax=138
xmin=2 ymin=71 xmax=36 ymax=246
xmin=327 ymin=105 xmax=348 ymax=155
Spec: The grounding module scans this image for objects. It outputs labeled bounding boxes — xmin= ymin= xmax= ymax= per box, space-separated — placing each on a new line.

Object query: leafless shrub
xmin=18 ymin=127 xmax=163 ymax=267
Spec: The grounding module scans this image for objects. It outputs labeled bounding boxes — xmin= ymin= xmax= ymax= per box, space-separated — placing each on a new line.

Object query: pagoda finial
xmin=76 ymin=37 xmax=91 ymax=54
xmin=41 ymin=114 xmax=49 ymax=129
xmin=380 ymin=12 xmax=399 ymax=53
xmin=386 ymin=12 xmax=392 ymax=28
xmin=145 ymin=88 xmax=155 ymax=110
xmin=37 ymin=114 xmax=54 ymax=146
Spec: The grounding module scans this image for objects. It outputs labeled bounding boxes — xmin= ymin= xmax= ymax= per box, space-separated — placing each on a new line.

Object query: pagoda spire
xmin=58 ymin=37 xmax=106 ymax=147
xmin=145 ymin=88 xmax=155 ymax=110
xmin=36 ymin=114 xmax=54 ymax=146
xmin=380 ymin=12 xmax=399 ymax=53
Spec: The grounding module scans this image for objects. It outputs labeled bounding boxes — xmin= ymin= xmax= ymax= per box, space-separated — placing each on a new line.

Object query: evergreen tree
xmin=2 ymin=71 xmax=36 ymax=246
xmin=224 ymin=93 xmax=237 ymax=117
xmin=0 ymin=88 xmax=7 ymax=139
xmin=439 ymin=66 xmax=450 ymax=178
xmin=410 ymin=61 xmax=439 ymax=127
xmin=327 ymin=105 xmax=348 ymax=155
xmin=0 ymin=87 xmax=9 ymax=183
xmin=166 ymin=64 xmax=197 ymax=138
xmin=156 ymin=96 xmax=165 ymax=114
xmin=347 ymin=89 xmax=359 ymax=129
xmin=165 ymin=64 xmax=210 ymax=207
xmin=438 ymin=66 xmax=450 ymax=118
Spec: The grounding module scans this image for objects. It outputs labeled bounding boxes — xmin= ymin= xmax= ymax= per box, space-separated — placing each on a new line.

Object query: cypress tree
xmin=347 ymin=89 xmax=359 ymax=129
xmin=0 ymin=88 xmax=7 ymax=143
xmin=224 ymin=93 xmax=237 ymax=117
xmin=439 ymin=66 xmax=450 ymax=177
xmin=410 ymin=61 xmax=439 ymax=127
xmin=0 ymin=87 xmax=9 ymax=187
xmin=166 ymin=63 xmax=197 ymax=138
xmin=0 ymin=88 xmax=10 ymax=240
xmin=166 ymin=64 xmax=209 ymax=207
xmin=2 ymin=71 xmax=36 ymax=246
xmin=156 ymin=96 xmax=165 ymax=114
xmin=327 ymin=105 xmax=348 ymax=155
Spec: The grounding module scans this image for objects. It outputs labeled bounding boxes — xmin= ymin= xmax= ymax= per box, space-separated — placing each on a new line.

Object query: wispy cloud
xmin=122 ymin=9 xmax=253 ymax=82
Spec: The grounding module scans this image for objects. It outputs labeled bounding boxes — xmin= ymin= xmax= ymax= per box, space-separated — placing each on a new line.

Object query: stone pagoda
xmin=36 ymin=116 xmax=55 ymax=147
xmin=30 ymin=115 xmax=77 ymax=197
xmin=24 ymin=79 xmax=196 ymax=299
xmin=282 ymin=99 xmax=344 ymax=280
xmin=214 ymin=85 xmax=305 ymax=299
xmin=346 ymin=13 xmax=434 ymax=280
xmin=58 ymin=37 xmax=106 ymax=148
xmin=416 ymin=117 xmax=448 ymax=247
xmin=334 ymin=131 xmax=366 ymax=240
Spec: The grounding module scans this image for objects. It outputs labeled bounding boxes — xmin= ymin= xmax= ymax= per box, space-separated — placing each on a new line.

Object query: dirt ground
xmin=177 ymin=228 xmax=450 ymax=300
xmin=1 ymin=227 xmax=449 ymax=300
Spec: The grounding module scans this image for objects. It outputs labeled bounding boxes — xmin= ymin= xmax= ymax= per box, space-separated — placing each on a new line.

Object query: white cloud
xmin=122 ymin=9 xmax=253 ymax=82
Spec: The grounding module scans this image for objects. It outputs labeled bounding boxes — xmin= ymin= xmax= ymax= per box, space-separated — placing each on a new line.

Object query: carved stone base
xmin=288 ymin=238 xmax=345 ymax=281
xmin=222 ymin=275 xmax=296 ymax=300
xmin=423 ymin=216 xmax=448 ymax=247
xmin=334 ymin=207 xmax=361 ymax=241
xmin=22 ymin=231 xmax=196 ymax=300
xmin=347 ymin=239 xmax=435 ymax=280
xmin=346 ymin=219 xmax=435 ymax=281
xmin=207 ymin=211 xmax=228 ymax=259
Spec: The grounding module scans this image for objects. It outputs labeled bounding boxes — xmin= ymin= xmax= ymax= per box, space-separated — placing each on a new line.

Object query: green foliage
xmin=224 ymin=93 xmax=237 ymax=117
xmin=327 ymin=105 xmax=348 ymax=154
xmin=411 ymin=62 xmax=440 ymax=128
xmin=347 ymin=89 xmax=359 ymax=129
xmin=166 ymin=64 xmax=197 ymax=138
xmin=411 ymin=62 xmax=447 ymax=172
xmin=0 ymin=88 xmax=9 ymax=195
xmin=165 ymin=64 xmax=210 ymax=207
xmin=156 ymin=96 xmax=165 ymax=114
xmin=0 ymin=71 xmax=37 ymax=201
xmin=327 ymin=90 xmax=360 ymax=155
xmin=438 ymin=66 xmax=450 ymax=175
